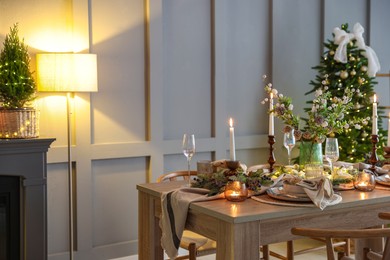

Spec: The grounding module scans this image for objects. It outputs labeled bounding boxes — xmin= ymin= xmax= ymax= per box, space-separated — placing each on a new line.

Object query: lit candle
xmin=372 ymin=94 xmax=378 ymax=135
xmin=269 ymin=92 xmax=274 ymax=135
xmin=387 ymin=112 xmax=390 ymax=147
xmin=229 ymin=118 xmax=236 ymax=161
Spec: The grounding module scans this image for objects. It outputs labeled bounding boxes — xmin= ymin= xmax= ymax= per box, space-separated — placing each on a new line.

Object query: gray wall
xmin=1 ymin=0 xmax=389 ymax=259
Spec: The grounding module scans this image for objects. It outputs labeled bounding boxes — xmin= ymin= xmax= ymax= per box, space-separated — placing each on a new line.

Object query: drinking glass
xmin=325 ymin=137 xmax=339 ymax=172
xmin=283 ymin=129 xmax=295 ymax=165
xmin=182 ymin=134 xmax=195 ymax=186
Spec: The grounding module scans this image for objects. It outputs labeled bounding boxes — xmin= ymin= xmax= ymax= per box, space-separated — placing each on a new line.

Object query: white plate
xmin=266 ymin=187 xmax=312 ymax=202
xmin=376 ymin=175 xmax=390 ymax=186
xmin=332 ymin=183 xmax=355 ymax=191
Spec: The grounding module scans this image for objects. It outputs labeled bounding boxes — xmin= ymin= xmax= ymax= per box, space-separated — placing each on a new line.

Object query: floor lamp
xmin=36 ymin=53 xmax=98 ymax=260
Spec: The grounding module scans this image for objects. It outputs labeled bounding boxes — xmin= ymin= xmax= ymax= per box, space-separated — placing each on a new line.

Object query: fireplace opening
xmin=0 ymin=176 xmax=21 ymax=260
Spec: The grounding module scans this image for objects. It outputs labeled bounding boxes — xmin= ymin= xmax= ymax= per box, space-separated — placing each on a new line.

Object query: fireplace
xmin=0 ymin=176 xmax=21 ymax=260
xmin=0 ymin=138 xmax=55 ymax=260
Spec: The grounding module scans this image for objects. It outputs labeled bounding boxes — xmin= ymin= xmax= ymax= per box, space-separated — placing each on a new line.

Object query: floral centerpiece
xmin=191 ymin=160 xmax=274 ymax=196
xmin=261 ymin=74 xmax=366 ymax=164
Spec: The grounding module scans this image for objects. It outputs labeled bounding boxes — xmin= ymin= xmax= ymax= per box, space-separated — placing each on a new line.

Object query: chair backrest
xmin=157 ymin=171 xmax=198 ymax=183
xmin=291 ymin=226 xmax=390 ymax=260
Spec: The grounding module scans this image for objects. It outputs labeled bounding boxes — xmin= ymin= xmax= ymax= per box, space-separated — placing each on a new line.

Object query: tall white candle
xmin=372 ymin=94 xmax=378 ymax=135
xmin=229 ymin=118 xmax=236 ymax=161
xmin=269 ymin=92 xmax=274 ymax=135
xmin=387 ymin=112 xmax=390 ymax=147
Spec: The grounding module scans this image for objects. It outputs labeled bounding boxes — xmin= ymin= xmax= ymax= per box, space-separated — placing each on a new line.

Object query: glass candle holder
xmin=224 ymin=181 xmax=248 ymax=202
xmin=305 ymin=164 xmax=324 ymax=179
xmin=354 ymin=169 xmax=376 ymax=192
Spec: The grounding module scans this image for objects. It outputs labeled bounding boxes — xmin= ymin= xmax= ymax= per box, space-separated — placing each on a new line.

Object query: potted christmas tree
xmin=0 ymin=23 xmax=38 ymax=138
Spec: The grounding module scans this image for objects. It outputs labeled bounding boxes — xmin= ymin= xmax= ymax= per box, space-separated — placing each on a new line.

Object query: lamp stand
xmin=67 ymin=92 xmax=74 ymax=260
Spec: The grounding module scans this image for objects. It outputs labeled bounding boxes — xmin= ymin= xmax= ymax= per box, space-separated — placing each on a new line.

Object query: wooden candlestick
xmin=369 ymin=135 xmax=379 ymax=175
xmin=268 ymin=135 xmax=276 ymax=172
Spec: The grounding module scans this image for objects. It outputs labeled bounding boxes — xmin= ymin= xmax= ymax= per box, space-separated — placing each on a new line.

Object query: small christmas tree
xmin=0 ymin=23 xmax=36 ymax=109
xmin=306 ymin=23 xmax=384 ymax=163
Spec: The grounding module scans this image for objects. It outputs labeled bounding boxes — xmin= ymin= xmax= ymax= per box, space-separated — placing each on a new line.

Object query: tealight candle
xmin=224 ymin=181 xmax=248 ymax=202
xmin=354 ymin=170 xmax=375 ymax=192
xmin=229 ymin=118 xmax=236 ymax=161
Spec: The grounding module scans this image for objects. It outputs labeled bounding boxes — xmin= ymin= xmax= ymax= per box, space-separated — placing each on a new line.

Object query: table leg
xmin=216 ymin=220 xmax=260 ymax=260
xmin=138 ymin=191 xmax=164 ymax=260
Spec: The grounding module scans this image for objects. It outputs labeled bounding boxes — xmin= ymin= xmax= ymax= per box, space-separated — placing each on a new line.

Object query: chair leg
xmin=286 ymin=240 xmax=294 ymax=260
xmin=188 ymin=243 xmax=196 ymax=260
xmin=262 ymin=245 xmax=270 ymax=260
xmin=344 ymin=238 xmax=351 ymax=256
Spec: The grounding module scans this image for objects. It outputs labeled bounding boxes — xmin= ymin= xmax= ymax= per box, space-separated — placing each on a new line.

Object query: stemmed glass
xmin=325 ymin=137 xmax=339 ymax=172
xmin=283 ymin=128 xmax=295 ymax=165
xmin=182 ymin=134 xmax=195 ymax=186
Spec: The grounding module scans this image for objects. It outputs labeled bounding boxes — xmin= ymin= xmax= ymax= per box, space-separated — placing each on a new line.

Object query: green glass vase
xmin=299 ymin=141 xmax=323 ymax=165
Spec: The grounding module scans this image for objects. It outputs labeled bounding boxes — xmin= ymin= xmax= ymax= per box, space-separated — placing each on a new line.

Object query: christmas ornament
xmin=340 ymin=71 xmax=348 ymax=79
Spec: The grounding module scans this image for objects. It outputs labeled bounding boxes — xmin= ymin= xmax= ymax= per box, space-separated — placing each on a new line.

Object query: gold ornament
xmin=350 ymin=70 xmax=356 ymax=76
xmin=340 ymin=71 xmax=348 ymax=79
xmin=349 ymin=56 xmax=356 ymax=62
xmin=329 ymin=50 xmax=335 ymax=56
xmin=361 ymin=66 xmax=368 ymax=72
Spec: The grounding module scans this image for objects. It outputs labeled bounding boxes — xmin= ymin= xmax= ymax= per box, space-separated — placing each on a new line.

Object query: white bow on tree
xmin=333 ymin=22 xmax=380 ymax=77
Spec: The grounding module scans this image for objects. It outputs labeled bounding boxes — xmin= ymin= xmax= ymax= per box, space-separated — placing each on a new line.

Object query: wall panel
xmin=47 ymin=164 xmax=69 ymax=254
xmin=162 ymin=0 xmax=212 ymax=140
xmin=272 ymin=0 xmax=322 ymax=164
xmin=91 ymin=157 xmax=146 ymax=247
xmin=324 ymin=0 xmax=368 ymax=37
xmin=225 ymin=0 xmax=270 ymax=137
xmin=91 ymin=0 xmax=146 ymax=144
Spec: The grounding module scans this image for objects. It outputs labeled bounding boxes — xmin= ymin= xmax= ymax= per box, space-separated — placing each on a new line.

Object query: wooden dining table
xmin=137 ymin=181 xmax=390 ymax=260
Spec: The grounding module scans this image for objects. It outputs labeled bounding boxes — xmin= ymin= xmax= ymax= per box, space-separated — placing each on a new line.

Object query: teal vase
xmin=299 ymin=141 xmax=323 ymax=165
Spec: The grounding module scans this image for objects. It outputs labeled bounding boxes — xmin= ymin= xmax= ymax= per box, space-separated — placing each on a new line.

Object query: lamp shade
xmin=36 ymin=53 xmax=98 ymax=92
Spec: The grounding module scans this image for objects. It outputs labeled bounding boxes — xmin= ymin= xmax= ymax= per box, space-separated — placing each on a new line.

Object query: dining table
xmin=137 ymin=180 xmax=390 ymax=260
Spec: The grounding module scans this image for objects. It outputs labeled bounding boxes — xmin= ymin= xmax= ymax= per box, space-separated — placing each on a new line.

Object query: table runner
xmin=160 ymin=187 xmax=223 ymax=259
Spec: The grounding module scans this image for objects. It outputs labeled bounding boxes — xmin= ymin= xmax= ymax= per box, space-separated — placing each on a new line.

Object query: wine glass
xmin=182 ymin=134 xmax=195 ymax=186
xmin=325 ymin=137 xmax=339 ymax=172
xmin=283 ymin=128 xmax=295 ymax=165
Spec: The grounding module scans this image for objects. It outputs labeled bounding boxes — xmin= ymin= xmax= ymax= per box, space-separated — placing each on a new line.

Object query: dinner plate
xmin=332 ymin=183 xmax=355 ymax=191
xmin=376 ymin=175 xmax=390 ymax=186
xmin=266 ymin=187 xmax=312 ymax=202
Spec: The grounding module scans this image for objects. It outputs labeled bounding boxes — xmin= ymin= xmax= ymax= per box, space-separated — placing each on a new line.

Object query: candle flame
xmin=374 ymin=94 xmax=377 ymax=103
xmin=229 ymin=118 xmax=233 ymax=127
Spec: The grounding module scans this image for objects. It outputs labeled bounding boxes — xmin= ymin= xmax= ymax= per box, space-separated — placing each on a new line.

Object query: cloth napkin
xmin=334 ymin=161 xmax=389 ymax=175
xmin=160 ymin=187 xmax=224 ymax=259
xmin=296 ymin=176 xmax=342 ymax=210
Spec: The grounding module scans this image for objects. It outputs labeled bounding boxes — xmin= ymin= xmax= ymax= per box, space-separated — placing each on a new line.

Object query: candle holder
xmin=268 ymin=135 xmax=276 ymax=172
xmin=353 ymin=169 xmax=376 ymax=192
xmin=369 ymin=134 xmax=379 ymax=174
xmin=225 ymin=160 xmax=240 ymax=176
xmin=224 ymin=180 xmax=248 ymax=202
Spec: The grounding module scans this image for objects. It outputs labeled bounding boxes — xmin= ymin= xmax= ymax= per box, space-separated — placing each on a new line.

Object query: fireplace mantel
xmin=0 ymin=138 xmax=55 ymax=260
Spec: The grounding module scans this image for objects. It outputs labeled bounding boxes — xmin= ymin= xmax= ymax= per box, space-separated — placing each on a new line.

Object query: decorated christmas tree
xmin=0 ymin=23 xmax=36 ymax=109
xmin=306 ymin=23 xmax=384 ymax=163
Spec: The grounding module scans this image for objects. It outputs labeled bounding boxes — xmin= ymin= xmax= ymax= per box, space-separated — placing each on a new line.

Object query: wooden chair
xmin=291 ymin=215 xmax=390 ymax=260
xmin=157 ymin=171 xmax=216 ymax=260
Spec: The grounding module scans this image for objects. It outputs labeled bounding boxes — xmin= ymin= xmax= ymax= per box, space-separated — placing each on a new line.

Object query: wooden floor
xmin=112 ymin=238 xmax=340 ymax=259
